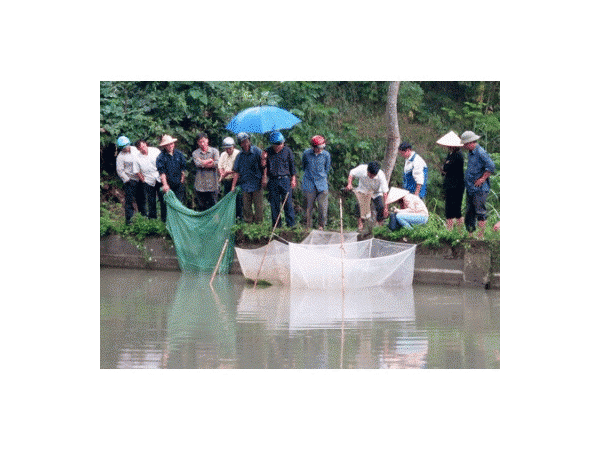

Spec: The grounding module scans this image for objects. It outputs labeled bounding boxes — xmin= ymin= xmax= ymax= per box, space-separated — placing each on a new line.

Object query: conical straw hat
xmin=386 ymin=187 xmax=410 ymax=205
xmin=436 ymin=131 xmax=463 ymax=147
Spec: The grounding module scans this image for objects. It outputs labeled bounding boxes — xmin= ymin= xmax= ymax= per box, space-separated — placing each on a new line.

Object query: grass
xmin=373 ymin=212 xmax=500 ymax=249
xmin=101 ymin=202 xmax=169 ymax=263
xmin=101 ymin=200 xmax=500 ymax=271
xmin=101 ymin=199 xmax=499 ymax=248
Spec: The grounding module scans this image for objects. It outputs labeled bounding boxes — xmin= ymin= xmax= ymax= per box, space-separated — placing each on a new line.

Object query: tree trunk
xmin=382 ymin=81 xmax=401 ymax=182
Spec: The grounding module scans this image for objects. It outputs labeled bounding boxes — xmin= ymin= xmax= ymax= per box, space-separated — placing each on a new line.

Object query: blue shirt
xmin=266 ymin=145 xmax=296 ymax=178
xmin=465 ymin=144 xmax=496 ymax=193
xmin=156 ymin=149 xmax=187 ymax=186
xmin=301 ymin=148 xmax=331 ymax=193
xmin=233 ymin=145 xmax=263 ymax=192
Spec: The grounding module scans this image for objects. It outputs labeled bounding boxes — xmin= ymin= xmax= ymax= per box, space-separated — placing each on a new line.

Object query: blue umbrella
xmin=225 ymin=106 xmax=301 ymax=134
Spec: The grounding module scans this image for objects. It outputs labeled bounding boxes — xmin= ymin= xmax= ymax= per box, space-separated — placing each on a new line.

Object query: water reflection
xmin=237 ymin=285 xmax=416 ymax=329
xmin=100 ymin=268 xmax=179 ymax=369
xmin=100 ymin=268 xmax=499 ymax=369
xmin=165 ymin=272 xmax=239 ymax=369
xmin=413 ymin=286 xmax=500 ymax=369
xmin=237 ymin=285 xmax=424 ymax=368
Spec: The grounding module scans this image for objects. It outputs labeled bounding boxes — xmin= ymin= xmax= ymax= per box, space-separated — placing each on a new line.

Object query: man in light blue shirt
xmin=301 ymin=135 xmax=332 ymax=230
xmin=461 ymin=131 xmax=496 ymax=238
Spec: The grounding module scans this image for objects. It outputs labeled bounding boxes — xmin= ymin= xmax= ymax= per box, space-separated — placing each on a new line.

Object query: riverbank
xmin=100 ymin=235 xmax=499 ymax=289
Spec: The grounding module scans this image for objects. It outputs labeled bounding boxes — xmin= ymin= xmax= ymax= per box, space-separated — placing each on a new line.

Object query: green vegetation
xmin=373 ymin=212 xmax=500 ymax=249
xmin=100 ymin=81 xmax=500 ymax=249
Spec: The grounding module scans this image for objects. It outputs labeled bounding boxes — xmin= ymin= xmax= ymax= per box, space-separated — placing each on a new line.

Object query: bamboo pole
xmin=339 ymin=197 xmax=346 ymax=369
xmin=339 ymin=198 xmax=346 ymax=296
xmin=253 ymin=190 xmax=290 ymax=290
xmin=210 ymin=238 xmax=229 ymax=286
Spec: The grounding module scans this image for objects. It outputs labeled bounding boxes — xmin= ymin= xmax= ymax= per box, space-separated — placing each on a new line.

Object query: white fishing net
xmin=288 ymin=239 xmax=415 ymax=289
xmin=234 ymin=240 xmax=291 ymax=285
xmin=235 ymin=231 xmax=416 ymax=289
xmin=300 ymin=230 xmax=358 ymax=245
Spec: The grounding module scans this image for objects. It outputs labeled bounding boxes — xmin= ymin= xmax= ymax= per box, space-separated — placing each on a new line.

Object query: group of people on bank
xmin=115 ymin=128 xmax=496 ymax=238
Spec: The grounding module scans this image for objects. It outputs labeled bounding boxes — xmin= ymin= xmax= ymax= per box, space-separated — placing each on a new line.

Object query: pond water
xmin=100 ymin=268 xmax=500 ymax=369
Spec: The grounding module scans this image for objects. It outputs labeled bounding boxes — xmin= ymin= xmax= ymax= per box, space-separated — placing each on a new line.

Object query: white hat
xmin=386 ymin=187 xmax=410 ymax=205
xmin=158 ymin=134 xmax=178 ymax=147
xmin=460 ymin=131 xmax=481 ymax=144
xmin=436 ymin=131 xmax=463 ymax=147
xmin=222 ymin=137 xmax=235 ymax=148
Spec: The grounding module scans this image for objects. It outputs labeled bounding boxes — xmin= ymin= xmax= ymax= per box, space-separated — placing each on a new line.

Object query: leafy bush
xmin=127 ymin=214 xmax=168 ymax=240
xmin=100 ymin=202 xmax=168 ymax=240
xmin=398 ymin=82 xmax=425 ymax=120
xmin=100 ymin=215 xmax=118 ymax=236
xmin=373 ymin=212 xmax=499 ymax=248
xmin=441 ymin=101 xmax=500 ymax=153
xmin=100 ymin=203 xmax=125 ymax=236
xmin=232 ymin=221 xmax=273 ymax=242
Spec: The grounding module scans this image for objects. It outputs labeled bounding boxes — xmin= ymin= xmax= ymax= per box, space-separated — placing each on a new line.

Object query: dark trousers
xmin=242 ymin=189 xmax=264 ymax=224
xmin=268 ymin=177 xmax=295 ymax=227
xmin=465 ymin=190 xmax=488 ymax=232
xmin=304 ymin=190 xmax=328 ymax=228
xmin=171 ymin=182 xmax=185 ymax=203
xmin=444 ymin=186 xmax=464 ymax=219
xmin=156 ymin=183 xmax=166 ymax=222
xmin=354 ymin=195 xmax=386 ymax=222
xmin=372 ymin=196 xmax=385 ymax=222
xmin=142 ymin=183 xmax=166 ymax=220
xmin=123 ymin=180 xmax=145 ymax=224
xmin=195 ymin=190 xmax=217 ymax=211
xmin=221 ymin=179 xmax=242 ymax=219
xmin=163 ymin=182 xmax=185 ymax=222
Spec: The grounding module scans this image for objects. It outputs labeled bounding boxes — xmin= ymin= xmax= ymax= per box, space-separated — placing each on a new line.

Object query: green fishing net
xmin=164 ymin=189 xmax=239 ymax=273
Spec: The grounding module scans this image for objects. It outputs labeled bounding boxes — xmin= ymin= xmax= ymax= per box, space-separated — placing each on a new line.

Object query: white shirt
xmin=403 ymin=151 xmax=427 ymax=185
xmin=218 ymin=148 xmax=240 ymax=180
xmin=397 ymin=193 xmax=428 ymax=216
xmin=116 ymin=148 xmax=141 ymax=183
xmin=349 ymin=164 xmax=389 ymax=199
xmin=136 ymin=146 xmax=161 ymax=186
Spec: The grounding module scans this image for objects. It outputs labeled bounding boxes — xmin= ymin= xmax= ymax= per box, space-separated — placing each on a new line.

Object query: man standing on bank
xmin=231 ymin=132 xmax=264 ymax=224
xmin=460 ymin=130 xmax=496 ymax=239
xmin=263 ymin=131 xmax=296 ymax=228
xmin=135 ymin=139 xmax=164 ymax=221
xmin=218 ymin=136 xmax=241 ymax=218
xmin=301 ymin=135 xmax=331 ymax=230
xmin=156 ymin=134 xmax=187 ymax=208
xmin=116 ymin=135 xmax=143 ymax=225
xmin=192 ymin=132 xmax=220 ymax=211
xmin=398 ymin=141 xmax=428 ymax=198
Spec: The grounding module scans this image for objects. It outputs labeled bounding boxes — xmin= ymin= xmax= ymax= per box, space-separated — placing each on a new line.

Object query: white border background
xmin=5 ymin=1 xmax=597 ymax=448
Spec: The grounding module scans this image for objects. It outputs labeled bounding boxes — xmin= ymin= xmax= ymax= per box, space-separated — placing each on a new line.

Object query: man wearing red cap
xmin=301 ymin=135 xmax=331 ymax=230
